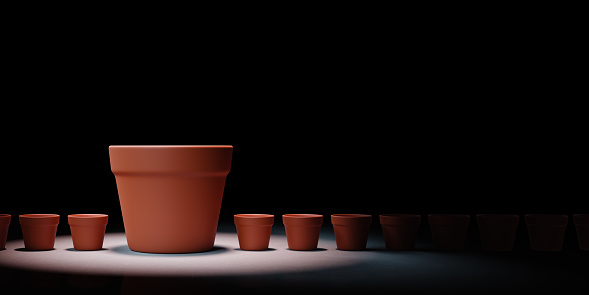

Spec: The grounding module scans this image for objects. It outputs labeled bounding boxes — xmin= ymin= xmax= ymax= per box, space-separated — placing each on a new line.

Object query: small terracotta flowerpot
xmin=477 ymin=214 xmax=519 ymax=251
xmin=0 ymin=214 xmax=10 ymax=250
xmin=428 ymin=214 xmax=470 ymax=251
xmin=331 ymin=214 xmax=372 ymax=251
xmin=379 ymin=214 xmax=421 ymax=250
xmin=68 ymin=214 xmax=108 ymax=251
xmin=110 ymin=145 xmax=233 ymax=253
xmin=283 ymin=214 xmax=323 ymax=251
xmin=234 ymin=214 xmax=274 ymax=251
xmin=525 ymin=214 xmax=568 ymax=251
xmin=573 ymin=214 xmax=588 ymax=250
xmin=19 ymin=214 xmax=60 ymax=251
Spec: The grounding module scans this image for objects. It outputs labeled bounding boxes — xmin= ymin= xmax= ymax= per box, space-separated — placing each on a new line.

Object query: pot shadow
xmin=65 ymin=248 xmax=109 ymax=252
xmin=14 ymin=248 xmax=55 ymax=252
xmin=233 ymin=248 xmax=277 ymax=252
xmin=110 ymin=245 xmax=228 ymax=257
xmin=368 ymin=246 xmax=478 ymax=254
xmin=286 ymin=248 xmax=328 ymax=252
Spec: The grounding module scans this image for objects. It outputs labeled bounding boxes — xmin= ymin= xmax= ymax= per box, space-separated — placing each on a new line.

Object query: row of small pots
xmin=0 ymin=214 xmax=108 ymax=251
xmin=235 ymin=214 xmax=589 ymax=251
xmin=2 ymin=213 xmax=587 ymax=253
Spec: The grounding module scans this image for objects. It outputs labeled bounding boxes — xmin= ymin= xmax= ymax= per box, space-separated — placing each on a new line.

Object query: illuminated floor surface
xmin=0 ymin=226 xmax=588 ymax=294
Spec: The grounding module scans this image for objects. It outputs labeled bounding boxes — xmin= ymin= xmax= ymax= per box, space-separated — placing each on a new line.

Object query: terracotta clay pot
xmin=477 ymin=214 xmax=519 ymax=251
xmin=109 ymin=145 xmax=233 ymax=253
xmin=428 ymin=214 xmax=470 ymax=251
xmin=0 ymin=214 xmax=10 ymax=250
xmin=379 ymin=214 xmax=421 ymax=250
xmin=574 ymin=214 xmax=589 ymax=250
xmin=283 ymin=214 xmax=323 ymax=251
xmin=68 ymin=214 xmax=108 ymax=251
xmin=19 ymin=214 xmax=60 ymax=250
xmin=331 ymin=214 xmax=372 ymax=251
xmin=525 ymin=214 xmax=568 ymax=251
xmin=234 ymin=214 xmax=274 ymax=251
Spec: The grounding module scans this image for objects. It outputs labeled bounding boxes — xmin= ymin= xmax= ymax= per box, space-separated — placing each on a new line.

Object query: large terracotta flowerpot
xmin=428 ymin=214 xmax=470 ymax=251
xmin=574 ymin=214 xmax=589 ymax=250
xmin=525 ymin=214 xmax=568 ymax=251
xmin=19 ymin=214 xmax=60 ymax=251
xmin=68 ymin=214 xmax=108 ymax=251
xmin=331 ymin=214 xmax=372 ymax=251
xmin=283 ymin=214 xmax=323 ymax=251
xmin=234 ymin=214 xmax=274 ymax=251
xmin=477 ymin=214 xmax=519 ymax=251
xmin=379 ymin=214 xmax=421 ymax=250
xmin=0 ymin=214 xmax=10 ymax=250
xmin=109 ymin=145 xmax=233 ymax=253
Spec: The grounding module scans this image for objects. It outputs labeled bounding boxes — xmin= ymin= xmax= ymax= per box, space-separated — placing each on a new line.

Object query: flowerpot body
xmin=19 ymin=214 xmax=60 ymax=250
xmin=234 ymin=214 xmax=274 ymax=251
xmin=525 ymin=214 xmax=568 ymax=251
xmin=109 ymin=145 xmax=233 ymax=253
xmin=332 ymin=214 xmax=372 ymax=251
xmin=0 ymin=214 xmax=10 ymax=250
xmin=68 ymin=214 xmax=108 ymax=251
xmin=477 ymin=214 xmax=519 ymax=251
xmin=380 ymin=214 xmax=421 ymax=250
xmin=428 ymin=214 xmax=470 ymax=251
xmin=283 ymin=214 xmax=323 ymax=251
xmin=573 ymin=214 xmax=588 ymax=250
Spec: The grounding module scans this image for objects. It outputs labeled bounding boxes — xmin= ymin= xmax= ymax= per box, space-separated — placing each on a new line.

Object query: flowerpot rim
xmin=428 ymin=214 xmax=470 ymax=225
xmin=379 ymin=214 xmax=421 ymax=225
xmin=331 ymin=214 xmax=372 ymax=218
xmin=525 ymin=214 xmax=568 ymax=225
xmin=109 ymin=145 xmax=233 ymax=149
xmin=234 ymin=214 xmax=274 ymax=226
xmin=19 ymin=214 xmax=60 ymax=225
xmin=573 ymin=214 xmax=589 ymax=224
xmin=283 ymin=214 xmax=323 ymax=218
xmin=476 ymin=214 xmax=519 ymax=225
xmin=68 ymin=214 xmax=109 ymax=226
xmin=477 ymin=214 xmax=519 ymax=217
xmin=283 ymin=214 xmax=323 ymax=226
xmin=0 ymin=214 xmax=10 ymax=224
xmin=428 ymin=214 xmax=470 ymax=218
xmin=331 ymin=214 xmax=372 ymax=226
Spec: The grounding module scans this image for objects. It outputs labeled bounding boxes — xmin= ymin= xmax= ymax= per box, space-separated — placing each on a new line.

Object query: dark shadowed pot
xmin=283 ymin=214 xmax=323 ymax=251
xmin=573 ymin=214 xmax=589 ymax=250
xmin=428 ymin=214 xmax=470 ymax=251
xmin=20 ymin=214 xmax=60 ymax=251
xmin=525 ymin=214 xmax=568 ymax=251
xmin=332 ymin=214 xmax=372 ymax=251
xmin=379 ymin=214 xmax=421 ymax=250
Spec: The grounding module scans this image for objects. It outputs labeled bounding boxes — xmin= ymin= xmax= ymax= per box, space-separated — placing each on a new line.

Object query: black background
xmin=2 ymin=11 xmax=585 ymax=238
xmin=0 ymin=8 xmax=587 ymax=294
xmin=3 ymin=81 xmax=584 ymax=238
